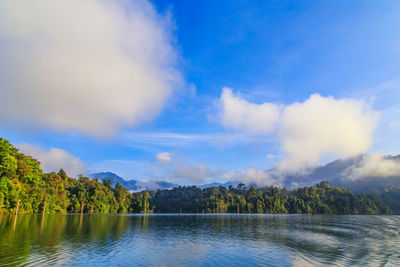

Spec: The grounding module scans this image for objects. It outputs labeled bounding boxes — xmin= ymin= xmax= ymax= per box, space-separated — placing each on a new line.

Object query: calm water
xmin=0 ymin=214 xmax=399 ymax=266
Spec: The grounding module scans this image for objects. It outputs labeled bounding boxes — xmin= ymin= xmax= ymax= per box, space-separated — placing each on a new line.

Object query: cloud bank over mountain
xmin=343 ymin=154 xmax=400 ymax=181
xmin=216 ymin=154 xmax=400 ymax=190
xmin=279 ymin=94 xmax=378 ymax=171
xmin=229 ymin=167 xmax=280 ymax=187
xmin=218 ymin=88 xmax=379 ymax=173
xmin=153 ymin=152 xmax=222 ymax=185
xmin=0 ymin=0 xmax=180 ymax=136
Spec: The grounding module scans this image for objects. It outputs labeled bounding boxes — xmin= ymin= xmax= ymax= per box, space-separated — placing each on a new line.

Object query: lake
xmin=0 ymin=214 xmax=399 ymax=266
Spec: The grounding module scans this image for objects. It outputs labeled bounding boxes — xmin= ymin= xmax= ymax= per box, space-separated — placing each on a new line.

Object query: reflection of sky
xmin=3 ymin=214 xmax=400 ymax=266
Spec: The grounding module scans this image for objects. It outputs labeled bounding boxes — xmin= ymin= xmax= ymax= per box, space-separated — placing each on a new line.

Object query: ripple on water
xmin=0 ymin=214 xmax=400 ymax=266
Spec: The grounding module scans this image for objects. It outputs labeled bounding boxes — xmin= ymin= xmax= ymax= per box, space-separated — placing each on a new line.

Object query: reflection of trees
xmin=0 ymin=214 xmax=396 ymax=266
xmin=0 ymin=214 xmax=132 ymax=265
xmin=124 ymin=214 xmax=355 ymax=264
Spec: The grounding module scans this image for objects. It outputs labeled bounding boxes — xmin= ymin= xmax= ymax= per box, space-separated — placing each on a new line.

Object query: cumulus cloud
xmin=0 ymin=0 xmax=180 ymax=136
xmin=344 ymin=154 xmax=400 ymax=180
xmin=17 ymin=143 xmax=87 ymax=177
xmin=219 ymin=87 xmax=280 ymax=134
xmin=218 ymin=89 xmax=379 ymax=173
xmin=155 ymin=152 xmax=172 ymax=163
xmin=279 ymin=94 xmax=378 ymax=171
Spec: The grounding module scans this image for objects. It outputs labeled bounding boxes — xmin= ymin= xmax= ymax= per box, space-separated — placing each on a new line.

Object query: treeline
xmin=0 ymin=138 xmax=145 ymax=214
xmin=0 ymin=138 xmax=395 ymax=215
xmin=146 ymin=182 xmax=391 ymax=214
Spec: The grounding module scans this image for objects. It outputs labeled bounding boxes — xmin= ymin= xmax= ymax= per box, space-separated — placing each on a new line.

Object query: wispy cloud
xmin=155 ymin=152 xmax=172 ymax=162
xmin=147 ymin=152 xmax=224 ymax=185
xmin=94 ymin=152 xmax=225 ymax=185
xmin=226 ymin=167 xmax=282 ymax=187
xmin=122 ymin=131 xmax=274 ymax=148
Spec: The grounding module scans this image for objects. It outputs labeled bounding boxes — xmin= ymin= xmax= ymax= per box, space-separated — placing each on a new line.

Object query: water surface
xmin=0 ymin=214 xmax=399 ymax=266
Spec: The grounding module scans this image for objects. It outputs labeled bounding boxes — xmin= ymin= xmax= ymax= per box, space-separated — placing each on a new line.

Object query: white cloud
xmin=219 ymin=87 xmax=280 ymax=134
xmin=344 ymin=154 xmax=400 ymax=180
xmin=122 ymin=132 xmax=274 ymax=153
xmin=155 ymin=152 xmax=172 ymax=163
xmin=229 ymin=168 xmax=282 ymax=187
xmin=171 ymin=163 xmax=215 ymax=185
xmin=149 ymin=152 xmax=222 ymax=185
xmin=89 ymin=155 xmax=222 ymax=185
xmin=133 ymin=180 xmax=174 ymax=192
xmin=0 ymin=0 xmax=180 ymax=136
xmin=218 ymin=89 xmax=379 ymax=173
xmin=279 ymin=94 xmax=379 ymax=171
xmin=17 ymin=143 xmax=87 ymax=177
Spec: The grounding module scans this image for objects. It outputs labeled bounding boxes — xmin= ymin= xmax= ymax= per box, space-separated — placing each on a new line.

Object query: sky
xmin=1 ymin=0 xmax=400 ymax=186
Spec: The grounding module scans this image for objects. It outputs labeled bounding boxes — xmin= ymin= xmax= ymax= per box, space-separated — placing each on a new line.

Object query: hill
xmin=88 ymin=172 xmax=177 ymax=192
xmin=1 ymin=137 xmax=399 ymax=215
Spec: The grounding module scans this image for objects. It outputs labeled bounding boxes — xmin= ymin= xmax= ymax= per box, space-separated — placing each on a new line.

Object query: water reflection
xmin=0 ymin=214 xmax=399 ymax=266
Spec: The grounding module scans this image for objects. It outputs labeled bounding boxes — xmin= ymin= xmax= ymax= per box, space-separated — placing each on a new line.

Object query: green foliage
xmin=0 ymin=138 xmax=128 ymax=214
xmin=142 ymin=181 xmax=391 ymax=215
xmin=0 ymin=137 xmax=397 ymax=215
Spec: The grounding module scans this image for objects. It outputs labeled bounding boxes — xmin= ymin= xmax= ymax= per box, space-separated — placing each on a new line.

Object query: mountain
xmin=279 ymin=155 xmax=366 ymax=189
xmin=292 ymin=154 xmax=400 ymax=193
xmin=90 ymin=154 xmax=400 ymax=193
xmin=89 ymin=172 xmax=130 ymax=185
xmin=199 ymin=181 xmax=239 ymax=189
xmin=89 ymin=172 xmax=177 ymax=192
xmin=265 ymin=154 xmax=400 ymax=193
xmin=206 ymin=154 xmax=400 ymax=193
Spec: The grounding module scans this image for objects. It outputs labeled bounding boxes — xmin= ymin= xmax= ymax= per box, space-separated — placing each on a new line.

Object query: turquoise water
xmin=0 ymin=214 xmax=399 ymax=266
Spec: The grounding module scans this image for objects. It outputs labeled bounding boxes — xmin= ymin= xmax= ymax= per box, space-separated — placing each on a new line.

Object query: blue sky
xmin=1 ymin=0 xmax=400 ymax=185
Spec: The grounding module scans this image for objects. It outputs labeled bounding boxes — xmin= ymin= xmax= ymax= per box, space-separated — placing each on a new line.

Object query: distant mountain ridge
xmin=280 ymin=154 xmax=400 ymax=192
xmin=235 ymin=154 xmax=400 ymax=193
xmin=199 ymin=154 xmax=400 ymax=193
xmin=90 ymin=154 xmax=400 ymax=194
xmin=89 ymin=172 xmax=177 ymax=192
xmin=199 ymin=181 xmax=238 ymax=189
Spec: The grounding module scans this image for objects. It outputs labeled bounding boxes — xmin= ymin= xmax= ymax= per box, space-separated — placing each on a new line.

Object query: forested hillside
xmin=0 ymin=138 xmax=397 ymax=215
xmin=0 ymin=137 xmax=139 ymax=214
xmin=147 ymin=182 xmax=390 ymax=214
